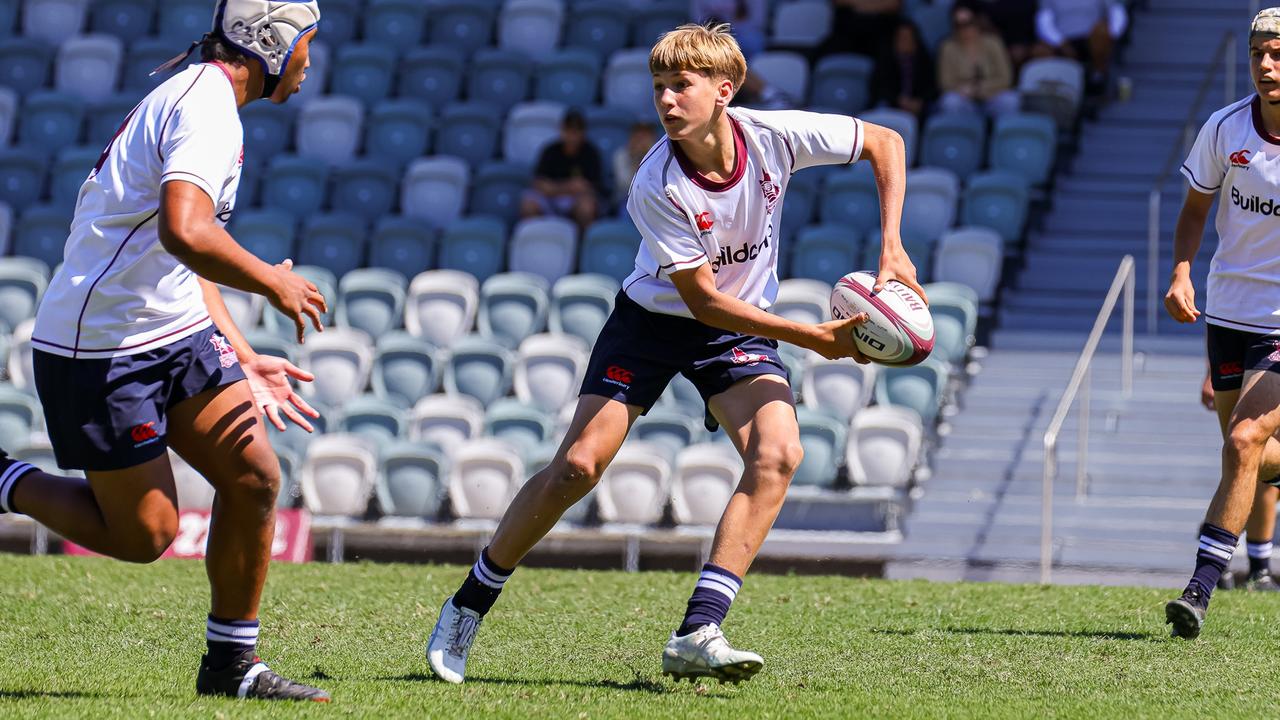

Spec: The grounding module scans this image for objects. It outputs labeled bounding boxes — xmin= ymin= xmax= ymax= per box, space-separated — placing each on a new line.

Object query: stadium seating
xmin=793 ymin=407 xmax=846 ymax=488
xmin=508 ymin=216 xmax=578 ymax=285
xmin=0 ymin=255 xmax=45 ymax=332
xmin=1018 ymin=58 xmax=1085 ymax=129
xmin=0 ymin=37 xmax=52 ymax=96
xmin=584 ymin=104 xmax=636 ymax=164
xmin=578 ymin=217 xmax=639 ymax=284
xmin=229 ymin=209 xmax=296 ymax=265
xmin=0 ymin=382 xmax=37 ymax=450
xmin=50 ymin=145 xmax=96 ymax=204
xmin=330 ymin=160 xmax=400 ymax=223
xmin=789 ymin=224 xmax=859 ymax=284
xmin=296 ymin=95 xmax=364 ymax=165
xmin=295 ymin=40 xmax=329 ymax=105
xmin=449 ymin=439 xmax=527 ymax=523
xmin=595 ymin=441 xmax=671 ymax=525
xmin=820 ymin=163 xmax=880 ymax=238
xmin=408 ymin=393 xmax=485 ymax=448
xmin=19 ymin=91 xmax=83 ymax=153
xmin=262 ymin=155 xmax=329 ymax=219
xmin=317 ymin=0 xmax=360 ymax=46
xmin=961 ymin=171 xmax=1030 ymax=245
xmin=444 ymin=335 xmax=514 ymax=406
xmin=330 ymin=44 xmax=403 ymax=107
xmin=25 ymin=0 xmax=86 ymax=46
xmin=988 ymin=113 xmax=1057 ymax=186
xmin=927 ymin=295 xmax=977 ymax=367
xmin=535 ymin=49 xmax=600 ymax=107
xmin=297 ymin=213 xmax=368 ymax=278
xmin=404 ymin=269 xmax=479 ymax=348
xmin=512 ymin=332 xmax=589 ymax=414
xmin=55 ymin=34 xmax=121 ymax=102
xmin=846 ymin=406 xmax=923 ymax=488
xmin=0 ymin=86 xmax=16 ymax=145
xmin=902 ymin=167 xmax=959 ymax=244
xmin=240 ymin=101 xmax=295 ymax=160
xmin=772 ymin=278 xmax=830 ymax=325
xmin=631 ymin=409 xmax=705 ymax=460
xmin=483 ymin=397 xmax=552 ymax=460
xmin=435 ymin=102 xmax=502 ymax=168
xmin=469 ymin=161 xmax=531 ymax=228
xmin=563 ymin=2 xmax=629 ymax=61
xmin=401 ymin=156 xmax=470 ymax=230
xmin=859 ymin=107 xmax=918 ymax=166
xmin=218 ymin=284 xmax=263 ymax=332
xmin=670 ymin=442 xmax=743 ymax=526
xmin=499 ymin=0 xmax=564 ymax=57
xmin=336 ymin=394 xmax=406 ymax=450
xmin=922 ymin=113 xmax=986 ymax=180
xmin=603 ymin=48 xmax=652 ymax=117
xmin=337 ymin=267 xmax=407 ymax=338
xmin=363 ymin=0 xmax=428 ymax=54
xmin=934 ymin=227 xmax=1004 ymax=304
xmin=155 ymin=0 xmax=208 ymax=44
xmin=468 ymin=49 xmax=533 ymax=113
xmin=437 ymin=216 xmax=507 ymax=282
xmin=809 ymin=54 xmax=873 ymax=115
xmin=120 ymin=37 xmax=171 ymax=92
xmin=876 ymin=359 xmax=947 ymax=427
xmin=7 ymin=318 xmax=32 ymax=392
xmin=753 ymin=51 xmax=809 ymax=105
xmin=299 ymin=327 xmax=374 ymax=409
xmin=377 ymin=440 xmax=447 ymax=519
xmin=299 ymin=433 xmax=378 ymax=517
xmin=771 ymin=0 xmax=832 ymax=49
xmin=801 ymin=357 xmax=877 ymax=425
xmin=371 ymin=332 xmax=439 ymax=408
xmin=548 ymin=273 xmax=617 ymax=344
xmin=478 ymin=271 xmax=550 ymax=349
xmin=364 ymin=98 xmax=433 ymax=169
xmin=13 ymin=204 xmax=71 ymax=270
xmin=368 ymin=215 xmax=436 ymax=278
xmin=90 ymin=0 xmax=156 ymax=41
xmin=397 ymin=46 xmax=465 ymax=104
xmin=426 ymin=1 xmax=497 ymax=57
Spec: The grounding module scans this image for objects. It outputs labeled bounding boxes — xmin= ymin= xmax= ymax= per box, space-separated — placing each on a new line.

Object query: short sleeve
xmin=734 ymin=108 xmax=863 ymax=172
xmin=159 ymin=81 xmax=240 ymax=204
xmin=1180 ymin=116 xmax=1224 ymax=195
xmin=627 ymin=185 xmax=707 ymax=274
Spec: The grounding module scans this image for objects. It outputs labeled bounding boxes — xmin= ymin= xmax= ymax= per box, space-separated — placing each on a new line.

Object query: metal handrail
xmin=1146 ymin=29 xmax=1238 ymax=335
xmin=1040 ymin=256 xmax=1135 ymax=584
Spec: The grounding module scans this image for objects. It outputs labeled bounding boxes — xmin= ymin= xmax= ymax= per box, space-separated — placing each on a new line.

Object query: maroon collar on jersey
xmin=669 ymin=115 xmax=748 ymax=192
xmin=1252 ymin=95 xmax=1280 ymax=145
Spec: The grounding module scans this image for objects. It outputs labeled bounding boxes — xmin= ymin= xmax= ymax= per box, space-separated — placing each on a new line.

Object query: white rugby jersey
xmin=32 ymin=63 xmax=243 ymax=359
xmin=623 ymin=107 xmax=864 ymax=318
xmin=1182 ymin=94 xmax=1280 ymax=334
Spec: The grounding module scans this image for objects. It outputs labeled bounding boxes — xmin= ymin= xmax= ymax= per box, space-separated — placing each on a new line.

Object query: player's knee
xmin=747 ymin=440 xmax=804 ymax=489
xmin=219 ymin=462 xmax=282 ymax=508
xmin=120 ymin=512 xmax=178 ymax=563
xmin=550 ymin=448 xmax=605 ymax=496
xmin=1227 ymin=420 xmax=1272 ymax=459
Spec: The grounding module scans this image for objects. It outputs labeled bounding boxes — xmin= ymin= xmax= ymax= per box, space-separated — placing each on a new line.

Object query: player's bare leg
xmin=166 ymin=380 xmax=328 ymax=701
xmin=664 ymin=375 xmax=801 ymax=684
xmin=427 ymin=394 xmax=642 ymax=683
xmin=1212 ymin=386 xmax=1280 ymax=590
xmin=1169 ymin=370 xmax=1280 ymax=638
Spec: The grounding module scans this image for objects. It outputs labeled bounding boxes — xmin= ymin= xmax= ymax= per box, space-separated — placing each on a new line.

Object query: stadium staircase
xmin=890 ymin=0 xmax=1258 ymax=586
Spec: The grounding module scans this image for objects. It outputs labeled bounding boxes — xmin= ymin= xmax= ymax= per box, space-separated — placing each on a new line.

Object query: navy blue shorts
xmin=1206 ymin=323 xmax=1280 ymax=392
xmin=579 ymin=291 xmax=790 ymax=431
xmin=33 ymin=324 xmax=247 ymax=471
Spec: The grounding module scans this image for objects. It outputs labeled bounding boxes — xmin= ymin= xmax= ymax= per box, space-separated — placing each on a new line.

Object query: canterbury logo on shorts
xmin=604 ymin=365 xmax=633 ymax=387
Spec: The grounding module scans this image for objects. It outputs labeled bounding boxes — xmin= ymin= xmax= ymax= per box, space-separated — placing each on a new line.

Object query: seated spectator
xmin=822 ymin=0 xmax=904 ymax=59
xmin=612 ymin=121 xmax=658 ymax=210
xmin=871 ymin=19 xmax=938 ymax=119
xmin=521 ymin=110 xmax=604 ymax=232
xmin=937 ymin=5 xmax=1020 ymax=117
xmin=1035 ymin=0 xmax=1128 ymax=96
xmin=955 ymin=0 xmax=1038 ymax=67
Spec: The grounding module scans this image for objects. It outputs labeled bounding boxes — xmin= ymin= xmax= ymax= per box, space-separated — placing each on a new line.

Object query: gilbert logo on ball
xmin=830 ymin=271 xmax=934 ymax=366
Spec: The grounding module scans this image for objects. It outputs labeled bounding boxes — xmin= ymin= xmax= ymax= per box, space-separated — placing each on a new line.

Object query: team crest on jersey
xmin=760 ymin=171 xmax=780 ymax=214
xmin=209 ymin=333 xmax=239 ymax=368
xmin=1230 ymin=149 xmax=1251 ymax=168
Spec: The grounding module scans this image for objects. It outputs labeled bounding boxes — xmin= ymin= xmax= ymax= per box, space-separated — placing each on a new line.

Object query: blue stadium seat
xmin=927 ymin=295 xmax=976 ymax=367
xmin=156 ymin=0 xmax=209 ymax=43
xmin=228 ymin=209 xmax=296 ymax=264
xmin=362 ymin=0 xmax=428 ymax=54
xmin=509 ymin=217 xmax=578 ymax=285
xmin=934 ymin=226 xmax=1003 ymax=303
xmin=396 ymin=46 xmax=464 ymax=104
xmin=563 ymin=2 xmax=630 ymax=61
xmin=240 ymin=101 xmax=295 ymax=161
xmin=534 ymin=49 xmax=599 ymax=107
xmin=578 ymin=218 xmax=638 ymax=284
xmin=364 ymin=98 xmax=432 ymax=169
xmin=499 ymin=0 xmax=564 ymax=57
xmin=443 ymin=335 xmax=514 ymax=406
xmin=862 ymin=227 xmax=934 ymax=281
xmin=377 ymin=440 xmax=447 ymax=518
xmin=875 ymin=358 xmax=947 ymax=426
xmin=13 ymin=204 xmax=71 ymax=270
xmin=90 ymin=0 xmax=155 ymax=39
xmin=602 ymin=48 xmax=652 ymax=117
xmin=85 ymin=93 xmax=138 ymax=146
xmin=372 ymin=332 xmax=439 ymax=408
xmin=793 ymin=407 xmax=846 ymax=488
xmin=0 ymin=37 xmax=52 ymax=96
xmin=0 ymin=256 xmax=46 ymax=332
xmin=584 ymin=105 xmax=635 ymax=167
xmin=434 ymin=102 xmax=501 ymax=167
xmin=55 ymin=34 xmax=123 ymax=103
xmin=400 ymin=156 xmax=469 ymax=229
xmin=819 ymin=164 xmax=879 ymax=237
xmin=478 ymin=272 xmax=550 ymax=349
xmin=0 ymin=382 xmax=37 ymax=450
xmin=336 ymin=394 xmax=405 ymax=450
xmin=368 ymin=215 xmax=436 ymax=278
xmin=631 ymin=409 xmax=704 ymax=460
xmin=296 ymin=213 xmax=368 ymax=279
xmin=469 ymin=162 xmax=531 ymax=229
xmin=337 ymin=267 xmax=407 ymax=338
xmin=22 ymin=0 xmax=86 ymax=45
xmin=426 ymin=0 xmax=496 ymax=56
xmin=261 ymin=155 xmax=330 ymax=219
xmin=631 ymin=3 xmax=684 ymax=47
xmin=922 ymin=112 xmax=986 ymax=180
xmin=437 ymin=216 xmax=507 ymax=282
xmin=789 ymin=225 xmax=859 ymax=284
xmin=778 ymin=172 xmax=818 ymax=249
xmin=0 ymin=86 xmax=15 ymax=145
xmin=0 ymin=0 xmax=18 ymax=37
xmin=988 ymin=112 xmax=1057 ymax=186
xmin=752 ymin=51 xmax=809 ymax=105
xmin=910 ymin=1 xmax=951 ymax=51
xmin=549 ymin=273 xmax=617 ymax=344
xmin=467 ymin=49 xmax=532 ymax=114
xmin=19 ymin=91 xmax=85 ymax=152
xmin=315 ymin=0 xmax=359 ymax=45
xmin=122 ymin=37 xmax=181 ymax=92
xmin=483 ymin=398 xmax=551 ymax=460
xmin=0 ymin=148 xmax=46 ymax=210
xmin=860 ymin=107 xmax=918 ymax=167
xmin=901 ymin=167 xmax=959 ymax=245
xmin=331 ymin=160 xmax=399 ymax=223
xmin=50 ymin=145 xmax=99 ymax=205
xmin=330 ymin=45 xmax=397 ymax=106
xmin=503 ymin=101 xmax=564 ymax=168
xmin=808 ymin=54 xmax=873 ymax=114
xmin=771 ymin=0 xmax=832 ymax=49
xmin=961 ymin=171 xmax=1030 ymax=245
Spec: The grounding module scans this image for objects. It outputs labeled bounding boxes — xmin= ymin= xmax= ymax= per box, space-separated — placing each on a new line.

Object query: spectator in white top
xmin=612 ymin=120 xmax=658 ymax=210
xmin=1035 ymin=0 xmax=1128 ymax=96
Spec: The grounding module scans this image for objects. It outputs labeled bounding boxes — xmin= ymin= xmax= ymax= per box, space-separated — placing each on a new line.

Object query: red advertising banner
xmin=64 ymin=509 xmax=313 ymax=563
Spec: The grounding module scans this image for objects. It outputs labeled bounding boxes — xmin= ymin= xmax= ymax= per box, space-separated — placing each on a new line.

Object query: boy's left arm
xmin=860 ymin=121 xmax=926 ymax=302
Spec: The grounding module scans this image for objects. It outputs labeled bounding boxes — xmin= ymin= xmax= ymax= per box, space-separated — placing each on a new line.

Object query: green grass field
xmin=0 ymin=556 xmax=1276 ymax=719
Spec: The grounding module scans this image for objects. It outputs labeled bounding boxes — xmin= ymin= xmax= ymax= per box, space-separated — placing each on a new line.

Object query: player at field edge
xmin=1163 ymin=7 xmax=1280 ymax=638
xmin=427 ymin=22 xmax=925 ymax=685
xmin=0 ymin=0 xmax=330 ymax=701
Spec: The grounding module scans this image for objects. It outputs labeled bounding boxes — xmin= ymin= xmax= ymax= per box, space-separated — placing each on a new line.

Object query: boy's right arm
xmin=1164 ymin=188 xmax=1213 ymax=323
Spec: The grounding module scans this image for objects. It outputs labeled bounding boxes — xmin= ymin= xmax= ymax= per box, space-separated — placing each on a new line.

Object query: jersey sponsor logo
xmin=695 ymin=211 xmax=715 ymax=234
xmin=760 ymin=171 xmax=779 ymax=214
xmin=1230 ymin=149 xmax=1252 ymax=167
xmin=711 ymin=235 xmax=770 ymax=273
xmin=730 ymin=346 xmax=771 ymax=365
xmin=603 ymin=365 xmax=633 ymax=388
xmin=130 ymin=421 xmax=160 ymax=446
xmin=1230 ymin=186 xmax=1280 ymax=215
xmin=209 ymin=333 xmax=239 ymax=368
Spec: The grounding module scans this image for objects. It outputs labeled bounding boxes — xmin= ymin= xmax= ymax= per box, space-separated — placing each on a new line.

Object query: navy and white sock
xmin=1189 ymin=523 xmax=1239 ymax=599
xmin=0 ymin=458 xmax=37 ymax=514
xmin=451 ymin=547 xmax=514 ymax=617
xmin=1248 ymin=536 xmax=1272 ymax=576
xmin=677 ymin=563 xmax=742 ymax=637
xmin=206 ymin=615 xmax=259 ymax=667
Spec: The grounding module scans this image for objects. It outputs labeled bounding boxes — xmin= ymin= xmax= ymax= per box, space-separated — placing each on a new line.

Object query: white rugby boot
xmin=661 ymin=624 xmax=763 ymax=684
xmin=426 ymin=597 xmax=481 ymax=684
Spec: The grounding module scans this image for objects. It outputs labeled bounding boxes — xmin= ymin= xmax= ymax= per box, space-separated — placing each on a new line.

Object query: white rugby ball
xmin=830 ymin=271 xmax=934 ymax=366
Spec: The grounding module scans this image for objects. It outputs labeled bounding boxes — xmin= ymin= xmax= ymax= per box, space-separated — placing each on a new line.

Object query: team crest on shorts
xmin=210 ymin=333 xmax=239 ymax=368
xmin=1270 ymin=342 xmax=1280 ymax=364
xmin=731 ymin=346 xmax=769 ymax=366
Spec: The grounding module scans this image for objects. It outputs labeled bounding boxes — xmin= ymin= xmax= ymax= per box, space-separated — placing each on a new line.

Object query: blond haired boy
xmin=427 ymin=23 xmax=921 ymax=684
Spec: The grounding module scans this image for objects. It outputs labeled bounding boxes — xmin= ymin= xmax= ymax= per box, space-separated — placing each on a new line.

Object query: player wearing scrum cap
xmin=1163 ymin=7 xmax=1280 ymax=638
xmin=0 ymin=0 xmax=330 ymax=701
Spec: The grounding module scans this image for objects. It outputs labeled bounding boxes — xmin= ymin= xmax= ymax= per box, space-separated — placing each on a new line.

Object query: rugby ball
xmin=830 ymin=271 xmax=934 ymax=366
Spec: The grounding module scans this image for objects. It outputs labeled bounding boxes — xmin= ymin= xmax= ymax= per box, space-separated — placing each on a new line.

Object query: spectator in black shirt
xmin=871 ymin=19 xmax=937 ymax=119
xmin=521 ymin=109 xmax=603 ymax=232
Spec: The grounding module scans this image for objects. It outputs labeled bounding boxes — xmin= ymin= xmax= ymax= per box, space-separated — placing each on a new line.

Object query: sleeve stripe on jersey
xmin=659 ymin=252 xmax=708 ymax=269
xmin=1180 ymin=164 xmax=1219 ymax=193
xmin=161 ymin=170 xmax=218 ymax=201
xmin=847 ymin=117 xmax=861 ymax=165
xmin=156 ymin=65 xmax=209 ymax=162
